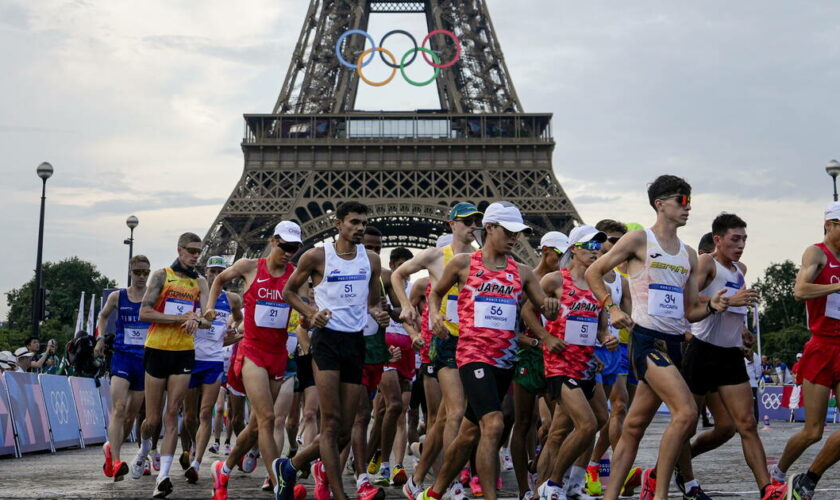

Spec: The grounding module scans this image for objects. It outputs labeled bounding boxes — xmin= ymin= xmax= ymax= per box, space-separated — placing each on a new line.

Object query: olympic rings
xmin=357 ymin=47 xmax=398 ymax=87
xmin=400 ymin=48 xmax=440 ymax=87
xmin=335 ymin=29 xmax=461 ymax=86
xmin=336 ymin=29 xmax=377 ymax=68
xmin=761 ymin=392 xmax=782 ymax=410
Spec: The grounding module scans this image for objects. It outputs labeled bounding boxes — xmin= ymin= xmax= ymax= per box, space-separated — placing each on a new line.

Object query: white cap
xmin=206 ymin=256 xmax=227 ymax=269
xmin=436 ymin=234 xmax=453 ymax=248
xmin=825 ymin=201 xmax=840 ymax=221
xmin=0 ymin=351 xmax=16 ymax=364
xmin=14 ymin=347 xmax=33 ymax=358
xmin=483 ymin=201 xmax=531 ymax=233
xmin=796 ymin=352 xmax=803 ymax=359
xmin=540 ymin=231 xmax=570 ymax=253
xmin=568 ymin=225 xmax=607 ymax=246
xmin=273 ymin=221 xmax=302 ymax=243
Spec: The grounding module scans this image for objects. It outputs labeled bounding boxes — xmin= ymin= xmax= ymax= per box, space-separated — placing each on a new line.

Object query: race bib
xmin=474 ymin=296 xmax=516 ymax=331
xmin=197 ymin=311 xmax=228 ymax=343
xmin=724 ymin=281 xmax=748 ymax=315
xmin=565 ymin=315 xmax=598 ymax=346
xmin=647 ymin=284 xmax=684 ymax=319
xmin=255 ymin=300 xmax=290 ymax=329
xmin=826 ymin=292 xmax=840 ymax=320
xmin=123 ymin=326 xmax=148 ymax=346
xmin=164 ymin=298 xmax=194 ymax=316
xmin=444 ymin=294 xmax=460 ymax=324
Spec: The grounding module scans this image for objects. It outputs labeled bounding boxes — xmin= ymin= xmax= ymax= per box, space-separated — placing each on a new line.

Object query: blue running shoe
xmin=273 ymin=457 xmax=297 ymax=500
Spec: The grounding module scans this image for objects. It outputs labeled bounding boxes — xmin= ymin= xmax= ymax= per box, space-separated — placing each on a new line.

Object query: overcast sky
xmin=2 ymin=1 xmax=839 ymax=320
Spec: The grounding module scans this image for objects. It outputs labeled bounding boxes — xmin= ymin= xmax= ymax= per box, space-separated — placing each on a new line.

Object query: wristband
xmin=598 ymin=292 xmax=612 ymax=307
xmin=706 ymin=301 xmax=719 ymax=314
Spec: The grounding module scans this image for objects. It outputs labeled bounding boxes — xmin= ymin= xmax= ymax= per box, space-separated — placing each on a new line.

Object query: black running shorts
xmin=294 ymin=353 xmax=315 ymax=393
xmin=144 ymin=347 xmax=195 ymax=379
xmin=310 ymin=327 xmax=365 ymax=385
xmin=681 ymin=337 xmax=749 ymax=395
xmin=459 ymin=362 xmax=514 ymax=424
xmin=545 ymin=375 xmax=596 ymax=402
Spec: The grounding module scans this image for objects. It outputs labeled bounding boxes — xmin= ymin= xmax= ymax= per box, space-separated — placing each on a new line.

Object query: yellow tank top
xmin=145 ymin=268 xmax=200 ymax=351
xmin=616 ymin=267 xmax=630 ymax=344
xmin=440 ymin=245 xmax=461 ymax=337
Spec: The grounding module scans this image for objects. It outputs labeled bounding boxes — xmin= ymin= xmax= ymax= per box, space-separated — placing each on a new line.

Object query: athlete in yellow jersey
xmin=132 ymin=232 xmax=210 ymax=499
xmin=390 ymin=202 xmax=481 ymax=499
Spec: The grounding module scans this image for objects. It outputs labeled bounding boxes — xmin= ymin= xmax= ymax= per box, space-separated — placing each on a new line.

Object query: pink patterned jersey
xmin=456 ymin=250 xmax=523 ymax=369
xmin=543 ymin=268 xmax=602 ymax=380
xmin=419 ymin=281 xmax=433 ymax=364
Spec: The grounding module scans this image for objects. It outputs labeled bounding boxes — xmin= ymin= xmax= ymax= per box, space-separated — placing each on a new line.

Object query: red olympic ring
xmin=420 ymin=30 xmax=461 ymax=69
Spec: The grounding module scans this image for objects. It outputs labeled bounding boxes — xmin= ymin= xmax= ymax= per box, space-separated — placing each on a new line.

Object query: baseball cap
xmin=14 ymin=347 xmax=33 ymax=358
xmin=482 ymin=201 xmax=531 ymax=234
xmin=540 ymin=231 xmax=570 ymax=253
xmin=796 ymin=352 xmax=803 ymax=359
xmin=448 ymin=202 xmax=482 ymax=221
xmin=436 ymin=234 xmax=453 ymax=248
xmin=568 ymin=225 xmax=607 ymax=246
xmin=206 ymin=256 xmax=227 ymax=269
xmin=0 ymin=351 xmax=16 ymax=364
xmin=825 ymin=201 xmax=840 ymax=221
xmin=273 ymin=220 xmax=303 ymax=243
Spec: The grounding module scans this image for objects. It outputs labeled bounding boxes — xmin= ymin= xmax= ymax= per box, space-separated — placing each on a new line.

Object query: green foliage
xmin=760 ymin=324 xmax=810 ymax=364
xmin=751 ymin=260 xmax=808 ymax=365
xmin=2 ymin=257 xmax=116 ymax=351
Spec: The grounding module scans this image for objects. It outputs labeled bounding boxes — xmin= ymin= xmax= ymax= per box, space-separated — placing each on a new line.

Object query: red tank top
xmin=806 ymin=243 xmax=840 ymax=338
xmin=242 ymin=258 xmax=295 ymax=354
xmin=456 ymin=250 xmax=522 ymax=369
xmin=420 ymin=281 xmax=433 ymax=364
xmin=543 ymin=268 xmax=601 ymax=379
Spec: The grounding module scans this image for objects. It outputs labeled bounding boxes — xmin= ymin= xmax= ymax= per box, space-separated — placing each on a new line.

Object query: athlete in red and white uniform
xmin=421 ymin=202 xmax=560 ymax=500
xmin=774 ymin=201 xmax=840 ymax=498
xmin=208 ymin=220 xmax=302 ymax=500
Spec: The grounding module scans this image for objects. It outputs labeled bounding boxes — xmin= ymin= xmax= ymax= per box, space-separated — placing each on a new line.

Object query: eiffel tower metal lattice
xmin=203 ymin=0 xmax=581 ymax=265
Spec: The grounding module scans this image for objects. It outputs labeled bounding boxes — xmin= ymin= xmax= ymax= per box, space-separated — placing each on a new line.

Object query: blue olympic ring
xmin=335 ymin=29 xmax=377 ymax=68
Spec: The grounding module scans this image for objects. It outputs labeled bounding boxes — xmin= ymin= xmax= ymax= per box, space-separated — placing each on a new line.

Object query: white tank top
xmin=691 ymin=259 xmax=747 ymax=348
xmin=604 ymin=272 xmax=623 ymax=337
xmin=629 ymin=229 xmax=691 ymax=335
xmin=195 ymin=291 xmax=229 ymax=362
xmin=315 ymin=242 xmax=371 ymax=333
xmin=386 ymin=281 xmax=412 ymax=336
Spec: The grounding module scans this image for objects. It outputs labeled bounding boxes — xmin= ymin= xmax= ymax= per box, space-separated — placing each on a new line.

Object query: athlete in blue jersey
xmin=95 ymin=255 xmax=152 ymax=481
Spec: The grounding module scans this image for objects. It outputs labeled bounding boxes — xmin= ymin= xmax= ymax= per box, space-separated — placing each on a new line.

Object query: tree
xmin=751 ymin=259 xmax=807 ymax=365
xmin=2 ymin=257 xmax=117 ymax=351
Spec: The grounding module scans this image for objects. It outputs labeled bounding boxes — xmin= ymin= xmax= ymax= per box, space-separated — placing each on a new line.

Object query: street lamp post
xmin=32 ymin=162 xmax=54 ymax=338
xmin=125 ymin=215 xmax=139 ymax=286
xmin=826 ymin=160 xmax=840 ymax=202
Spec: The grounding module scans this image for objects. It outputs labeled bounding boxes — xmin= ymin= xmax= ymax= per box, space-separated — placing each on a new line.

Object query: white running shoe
xmin=537 ymin=480 xmax=567 ymax=500
xmin=500 ymin=448 xmax=514 ymax=471
xmin=240 ymin=448 xmax=259 ymax=473
xmin=129 ymin=452 xmax=146 ymax=480
xmin=403 ymin=476 xmax=422 ymax=500
xmin=446 ymin=481 xmax=466 ymax=500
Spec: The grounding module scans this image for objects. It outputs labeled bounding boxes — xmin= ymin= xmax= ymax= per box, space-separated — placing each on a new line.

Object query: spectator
xmin=40 ymin=339 xmax=62 ymax=375
xmin=14 ymin=347 xmax=34 ymax=372
xmin=761 ymin=355 xmax=776 ymax=384
xmin=0 ymin=351 xmax=21 ymax=373
xmin=68 ymin=330 xmax=100 ymax=378
xmin=773 ymin=356 xmax=793 ymax=385
xmin=743 ymin=348 xmax=762 ymax=421
xmin=22 ymin=337 xmax=48 ymax=372
xmin=791 ymin=352 xmax=803 ymax=385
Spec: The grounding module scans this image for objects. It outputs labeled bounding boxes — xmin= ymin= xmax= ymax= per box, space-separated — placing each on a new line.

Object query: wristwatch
xmin=529 ymin=338 xmax=540 ymax=348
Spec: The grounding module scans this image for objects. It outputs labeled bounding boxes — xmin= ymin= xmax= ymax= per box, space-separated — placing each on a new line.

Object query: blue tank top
xmin=195 ymin=292 xmax=232 ymax=362
xmin=114 ymin=289 xmax=151 ymax=356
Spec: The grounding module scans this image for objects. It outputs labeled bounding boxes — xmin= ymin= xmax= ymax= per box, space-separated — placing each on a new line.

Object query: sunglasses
xmin=607 ymin=236 xmax=621 ymax=244
xmin=491 ymin=224 xmax=522 ymax=238
xmin=574 ymin=241 xmax=602 ymax=251
xmin=131 ymin=269 xmax=151 ymax=276
xmin=277 ymin=241 xmax=302 ymax=254
xmin=180 ymin=246 xmax=201 ymax=255
xmin=659 ymin=194 xmax=691 ymax=207
xmin=550 ymin=247 xmax=564 ymax=256
xmin=456 ymin=215 xmax=482 ymax=227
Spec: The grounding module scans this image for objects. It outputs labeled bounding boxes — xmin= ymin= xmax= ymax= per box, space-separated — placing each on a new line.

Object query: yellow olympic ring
xmin=356 ymin=47 xmax=398 ymax=87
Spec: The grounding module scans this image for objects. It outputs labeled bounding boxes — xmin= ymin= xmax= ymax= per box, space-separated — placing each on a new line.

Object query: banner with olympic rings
xmin=4 ymin=371 xmax=51 ymax=454
xmin=335 ymin=29 xmax=461 ymax=87
xmin=0 ymin=374 xmax=17 ymax=456
xmin=69 ymin=376 xmax=107 ymax=445
xmin=39 ymin=374 xmax=83 ymax=450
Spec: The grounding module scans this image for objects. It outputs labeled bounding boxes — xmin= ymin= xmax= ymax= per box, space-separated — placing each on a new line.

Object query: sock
xmin=159 ymin=454 xmax=174 ymax=478
xmin=190 ymin=460 xmax=200 ymax=471
xmin=357 ymin=473 xmax=369 ymax=489
xmin=770 ymin=464 xmax=786 ymax=483
xmin=684 ymin=479 xmax=699 ymax=490
xmin=427 ymin=488 xmax=442 ymax=499
xmin=588 ymin=461 xmax=600 ymax=468
xmin=805 ymin=470 xmax=821 ymax=485
xmin=139 ymin=438 xmax=152 ymax=457
xmin=221 ymin=462 xmax=231 ymax=475
xmin=546 ymin=479 xmax=562 ymax=488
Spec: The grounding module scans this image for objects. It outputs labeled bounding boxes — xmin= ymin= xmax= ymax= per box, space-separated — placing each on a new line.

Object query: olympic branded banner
xmin=68 ymin=376 xmax=107 ymax=445
xmin=0 ymin=374 xmax=17 ymax=456
xmin=335 ymin=29 xmax=461 ymax=87
xmin=39 ymin=374 xmax=82 ymax=450
xmin=4 ymin=371 xmax=51 ymax=453
xmin=98 ymin=377 xmax=112 ymax=429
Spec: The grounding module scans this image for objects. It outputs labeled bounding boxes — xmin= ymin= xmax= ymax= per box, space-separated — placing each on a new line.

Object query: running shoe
xmin=760 ymin=481 xmax=787 ymax=500
xmin=391 ymin=464 xmax=408 ymax=486
xmin=211 ymin=460 xmax=229 ymax=500
xmin=152 ymin=476 xmax=174 ymax=499
xmin=639 ymin=468 xmax=656 ymax=500
xmin=536 ymin=480 xmax=567 ymax=500
xmin=262 ymin=475 xmax=273 ymax=492
xmin=273 ymin=457 xmax=298 ymax=500
xmin=112 ymin=461 xmax=128 ymax=482
xmin=522 ymin=492 xmax=534 ymax=500
xmin=209 ymin=442 xmax=220 ymax=454
xmin=179 ymin=450 xmax=191 ymax=470
xmin=224 ymin=443 xmax=231 ymax=455
xmin=143 ymin=459 xmax=151 ymax=476
xmin=357 ymin=480 xmax=386 ymax=500
xmin=620 ymin=467 xmax=642 ymax=497
xmin=240 ymin=448 xmax=259 ymax=473
xmin=410 ymin=441 xmax=422 ymax=458
xmin=368 ymin=449 xmax=382 ymax=475
xmin=683 ymin=485 xmax=712 ymax=500
xmin=403 ymin=476 xmax=422 ymax=500
xmin=102 ymin=442 xmax=114 ymax=477
xmin=447 ymin=481 xmax=467 ymax=500
xmin=372 ymin=469 xmax=390 ymax=487
xmin=470 ymin=475 xmax=484 ymax=497
xmin=459 ymin=467 xmax=471 ymax=486
xmin=184 ymin=465 xmax=199 ymax=484
xmin=312 ymin=460 xmax=330 ymax=500
xmin=152 ymin=450 xmax=161 ymax=471
xmin=565 ymin=487 xmax=596 ymax=500
xmin=501 ymin=448 xmax=514 ymax=470
xmin=786 ymin=473 xmax=815 ymax=500
xmin=584 ymin=465 xmax=601 ymax=496
xmin=293 ymin=484 xmax=307 ymax=500
xmin=130 ymin=453 xmax=146 ymax=480
xmin=416 ymin=487 xmax=435 ymax=500
xmin=674 ymin=464 xmax=686 ymax=495
xmin=345 ymin=455 xmax=356 ymax=476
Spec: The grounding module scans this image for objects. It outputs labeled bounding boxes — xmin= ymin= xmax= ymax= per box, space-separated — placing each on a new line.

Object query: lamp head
xmin=36 ymin=162 xmax=53 ymax=180
xmin=826 ymin=159 xmax=840 ymax=178
xmin=126 ymin=215 xmax=139 ymax=230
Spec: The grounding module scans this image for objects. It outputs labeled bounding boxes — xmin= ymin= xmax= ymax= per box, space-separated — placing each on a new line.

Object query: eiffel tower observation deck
xmin=203 ymin=0 xmax=581 ymax=264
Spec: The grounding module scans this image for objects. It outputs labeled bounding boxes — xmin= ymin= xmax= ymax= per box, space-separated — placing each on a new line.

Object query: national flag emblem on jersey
xmin=474 ymin=368 xmax=485 ymax=379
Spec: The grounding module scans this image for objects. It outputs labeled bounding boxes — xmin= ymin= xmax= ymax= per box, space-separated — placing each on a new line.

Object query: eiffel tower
xmin=202 ymin=0 xmax=581 ymax=265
